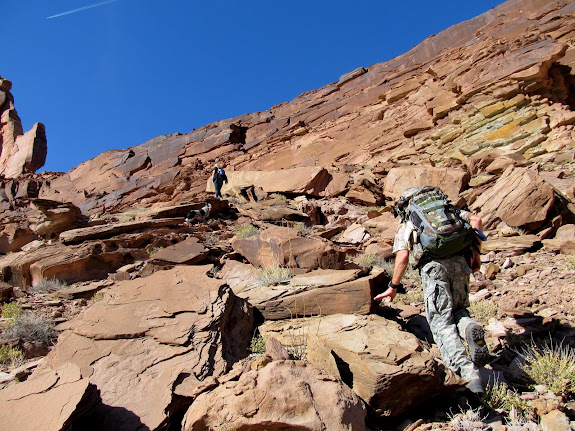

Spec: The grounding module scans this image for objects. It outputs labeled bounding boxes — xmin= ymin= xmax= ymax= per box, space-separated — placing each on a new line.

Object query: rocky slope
xmin=0 ymin=0 xmax=574 ymax=430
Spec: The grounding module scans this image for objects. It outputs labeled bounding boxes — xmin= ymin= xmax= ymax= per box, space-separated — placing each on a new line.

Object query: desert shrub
xmin=565 ymin=255 xmax=575 ymax=270
xmin=292 ymin=223 xmax=315 ymax=235
xmin=469 ymin=299 xmax=499 ymax=325
xmin=29 ymin=278 xmax=67 ymax=293
xmin=396 ymin=288 xmax=424 ymax=304
xmin=226 ymin=196 xmax=248 ymax=205
xmin=270 ymin=193 xmax=287 ymax=201
xmin=101 ymin=208 xmax=146 ymax=223
xmin=518 ymin=339 xmax=575 ymax=396
xmin=233 ymin=224 xmax=261 ymax=239
xmin=204 ymin=233 xmax=219 ymax=245
xmin=365 ymin=206 xmax=384 ymax=212
xmin=249 ymin=333 xmax=267 ymax=355
xmin=483 ymin=380 xmax=529 ymax=415
xmin=0 ymin=344 xmax=24 ymax=367
xmin=3 ymin=313 xmax=55 ymax=344
xmin=504 ymin=409 xmax=539 ymax=431
xmin=1 ymin=302 xmax=23 ymax=320
xmin=255 ymin=265 xmax=292 ymax=287
xmin=355 ymin=253 xmax=385 ymax=268
xmin=447 ymin=407 xmax=484 ymax=431
xmin=146 ymin=246 xmax=164 ymax=256
xmin=90 ymin=292 xmax=105 ymax=303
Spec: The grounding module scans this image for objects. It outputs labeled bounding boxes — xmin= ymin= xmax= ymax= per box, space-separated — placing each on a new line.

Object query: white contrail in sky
xmin=47 ymin=0 xmax=121 ymax=19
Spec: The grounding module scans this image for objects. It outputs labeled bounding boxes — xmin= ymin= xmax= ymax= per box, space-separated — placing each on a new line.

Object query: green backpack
xmin=393 ymin=186 xmax=474 ymax=260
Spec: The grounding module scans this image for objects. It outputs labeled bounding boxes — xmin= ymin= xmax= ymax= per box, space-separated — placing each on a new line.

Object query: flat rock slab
xmin=221 ymin=261 xmax=386 ymax=320
xmin=151 ymin=237 xmax=208 ymax=264
xmin=235 ymin=200 xmax=310 ymax=222
xmin=56 ymin=281 xmax=111 ymax=300
xmin=0 ymin=362 xmax=100 ymax=431
xmin=183 ymin=360 xmax=367 ymax=431
xmin=231 ymin=225 xmax=346 ymax=270
xmin=59 ymin=218 xmax=185 ymax=244
xmin=260 ymin=314 xmax=453 ymax=417
xmin=135 ymin=198 xmax=228 ymax=220
xmin=15 ymin=265 xmax=254 ymax=431
xmin=481 ymin=235 xmax=540 ymax=253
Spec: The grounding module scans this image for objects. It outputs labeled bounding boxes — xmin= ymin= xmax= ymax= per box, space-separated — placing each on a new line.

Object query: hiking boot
xmin=466 ymin=378 xmax=484 ymax=395
xmin=465 ymin=323 xmax=490 ymax=367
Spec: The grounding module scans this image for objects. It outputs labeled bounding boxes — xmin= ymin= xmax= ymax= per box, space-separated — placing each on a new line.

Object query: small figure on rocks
xmin=212 ymin=164 xmax=228 ymax=199
xmin=374 ymin=186 xmax=489 ymax=394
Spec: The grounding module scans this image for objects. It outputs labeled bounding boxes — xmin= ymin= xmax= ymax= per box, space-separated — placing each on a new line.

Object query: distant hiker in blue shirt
xmin=212 ymin=164 xmax=228 ymax=199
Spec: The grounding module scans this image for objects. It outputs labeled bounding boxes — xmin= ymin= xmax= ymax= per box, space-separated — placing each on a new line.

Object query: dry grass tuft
xmin=255 ymin=265 xmax=292 ymax=287
xmin=233 ymin=224 xmax=261 ymax=238
xmin=469 ymin=299 xmax=499 ymax=325
xmin=29 ymin=278 xmax=67 ymax=293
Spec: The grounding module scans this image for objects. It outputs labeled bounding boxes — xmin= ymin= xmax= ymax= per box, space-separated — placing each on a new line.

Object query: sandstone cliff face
xmin=0 ymin=77 xmax=46 ymax=178
xmin=32 ymin=0 xmax=575 ymax=219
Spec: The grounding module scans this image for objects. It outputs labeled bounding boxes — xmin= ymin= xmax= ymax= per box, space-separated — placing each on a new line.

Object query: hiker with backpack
xmin=373 ymin=186 xmax=489 ymax=395
xmin=212 ymin=164 xmax=228 ymax=199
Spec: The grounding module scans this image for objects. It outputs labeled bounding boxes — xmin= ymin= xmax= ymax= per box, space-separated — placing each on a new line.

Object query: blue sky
xmin=3 ymin=0 xmax=504 ymax=173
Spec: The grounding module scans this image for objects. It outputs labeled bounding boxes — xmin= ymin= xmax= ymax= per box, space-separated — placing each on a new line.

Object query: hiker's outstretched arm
xmin=374 ymin=249 xmax=409 ymax=302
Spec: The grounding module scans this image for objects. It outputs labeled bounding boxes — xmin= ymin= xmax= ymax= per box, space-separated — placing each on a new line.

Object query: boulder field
xmin=0 ymin=0 xmax=575 ymax=430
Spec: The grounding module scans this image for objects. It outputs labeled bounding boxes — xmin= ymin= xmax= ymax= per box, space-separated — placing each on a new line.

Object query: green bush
xmin=90 ymin=292 xmax=105 ymax=303
xmin=249 ymin=333 xmax=267 ymax=355
xmin=146 ymin=246 xmax=164 ymax=256
xmin=483 ymin=380 xmax=529 ymax=415
xmin=519 ymin=340 xmax=575 ymax=396
xmin=269 ymin=193 xmax=287 ymax=201
xmin=0 ymin=344 xmax=24 ymax=367
xmin=1 ymin=302 xmax=23 ymax=320
xmin=233 ymin=224 xmax=261 ymax=239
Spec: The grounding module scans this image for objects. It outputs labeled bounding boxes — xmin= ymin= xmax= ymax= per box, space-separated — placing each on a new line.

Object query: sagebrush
xmin=29 ymin=278 xmax=67 ymax=293
xmin=3 ymin=313 xmax=55 ymax=344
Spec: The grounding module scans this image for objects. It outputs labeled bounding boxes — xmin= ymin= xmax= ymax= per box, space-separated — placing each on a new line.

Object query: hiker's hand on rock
xmin=374 ymin=286 xmax=397 ymax=303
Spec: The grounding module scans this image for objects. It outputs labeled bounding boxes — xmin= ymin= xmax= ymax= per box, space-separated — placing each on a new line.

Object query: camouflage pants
xmin=420 ymin=255 xmax=479 ymax=382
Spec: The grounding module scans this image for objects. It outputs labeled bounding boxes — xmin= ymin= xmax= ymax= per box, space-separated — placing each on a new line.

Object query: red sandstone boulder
xmin=384 ymin=166 xmax=470 ymax=201
xmin=260 ymin=314 xmax=454 ymax=417
xmin=221 ymin=261 xmax=386 ymax=320
xmin=182 ymin=360 xmax=367 ymax=431
xmin=231 ymin=225 xmax=345 ymax=270
xmin=13 ymin=265 xmax=254 ymax=430
xmin=470 ymin=167 xmax=555 ymax=230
